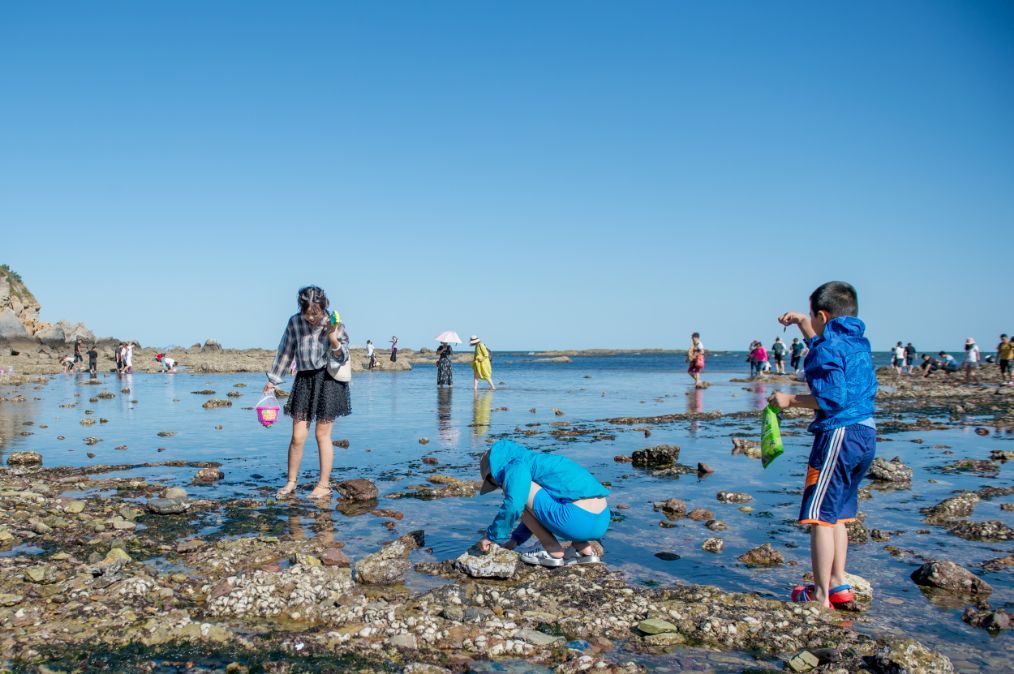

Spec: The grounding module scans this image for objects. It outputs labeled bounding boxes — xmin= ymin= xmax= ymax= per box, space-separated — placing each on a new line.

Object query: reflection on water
xmin=287 ymin=509 xmax=336 ymax=546
xmin=471 ymin=390 xmax=492 ymax=444
xmin=437 ymin=387 xmax=459 ymax=448
xmin=686 ymin=386 xmax=703 ymax=436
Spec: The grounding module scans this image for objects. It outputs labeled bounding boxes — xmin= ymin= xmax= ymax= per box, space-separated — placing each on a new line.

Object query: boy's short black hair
xmin=809 ymin=281 xmax=858 ymax=318
xmin=692 ymin=332 xmax=700 ymax=339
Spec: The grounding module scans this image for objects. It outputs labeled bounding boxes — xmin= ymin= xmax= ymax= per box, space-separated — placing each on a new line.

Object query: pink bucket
xmin=256 ymin=395 xmax=281 ymax=428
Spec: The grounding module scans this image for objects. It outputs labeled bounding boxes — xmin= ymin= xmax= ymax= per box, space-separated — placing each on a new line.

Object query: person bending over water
xmin=263 ymin=286 xmax=351 ymax=500
xmin=476 ymin=439 xmax=610 ymax=567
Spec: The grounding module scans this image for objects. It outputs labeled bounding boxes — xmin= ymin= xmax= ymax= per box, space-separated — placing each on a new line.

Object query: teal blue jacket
xmin=484 ymin=440 xmax=609 ymax=543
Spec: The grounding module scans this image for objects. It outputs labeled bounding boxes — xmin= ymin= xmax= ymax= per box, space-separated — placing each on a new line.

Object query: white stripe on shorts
xmin=809 ymin=426 xmax=845 ymax=522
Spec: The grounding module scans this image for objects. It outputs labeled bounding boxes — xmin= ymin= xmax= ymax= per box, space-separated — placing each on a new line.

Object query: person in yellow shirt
xmin=470 ymin=335 xmax=495 ymax=391
xmin=998 ymin=333 xmax=1013 ymax=386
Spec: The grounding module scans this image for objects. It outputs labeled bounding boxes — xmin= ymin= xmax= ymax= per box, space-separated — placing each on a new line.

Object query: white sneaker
xmin=564 ymin=547 xmax=602 ymax=565
xmin=520 ymin=548 xmax=565 ymax=567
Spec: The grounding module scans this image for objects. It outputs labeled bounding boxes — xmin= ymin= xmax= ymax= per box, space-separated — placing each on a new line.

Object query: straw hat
xmin=966 ymin=337 xmax=976 ymax=345
xmin=469 ymin=335 xmax=481 ymax=345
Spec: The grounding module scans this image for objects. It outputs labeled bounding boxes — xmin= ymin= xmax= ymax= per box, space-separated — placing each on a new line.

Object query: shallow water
xmin=1 ymin=352 xmax=1011 ymax=670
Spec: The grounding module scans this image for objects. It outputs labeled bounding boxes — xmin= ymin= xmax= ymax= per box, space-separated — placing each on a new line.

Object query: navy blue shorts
xmin=800 ymin=423 xmax=876 ymax=526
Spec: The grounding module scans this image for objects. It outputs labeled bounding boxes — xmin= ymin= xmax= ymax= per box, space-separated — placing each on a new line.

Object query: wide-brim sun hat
xmin=966 ymin=338 xmax=975 ymax=345
xmin=479 ymin=450 xmax=497 ymax=494
xmin=469 ymin=335 xmax=480 ymax=345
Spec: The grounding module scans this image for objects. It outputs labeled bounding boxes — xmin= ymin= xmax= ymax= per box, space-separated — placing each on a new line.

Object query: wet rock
xmin=64 ymin=500 xmax=86 ymax=514
xmin=83 ymin=436 xmax=100 ymax=445
xmin=910 ymin=560 xmax=992 ymax=595
xmin=355 ymin=530 xmax=424 ymax=584
xmin=730 ymin=437 xmax=760 ymax=459
xmin=390 ymin=632 xmax=419 ymax=649
xmin=321 ymin=547 xmax=351 ymax=568
xmin=226 ymin=390 xmax=242 ymax=398
xmin=867 ymin=457 xmax=912 ymax=483
xmin=787 ymin=650 xmax=819 ymax=672
xmin=702 ymin=537 xmax=724 ymax=553
xmin=637 ymin=618 xmax=677 ymax=635
xmin=334 ymin=438 xmax=350 ymax=448
xmin=514 ymin=628 xmax=563 ymax=646
xmin=176 ymin=539 xmax=205 ymax=554
xmin=613 ymin=455 xmax=632 ymax=463
xmin=716 ymin=491 xmax=752 ymax=503
xmin=738 ymin=543 xmax=783 ymax=568
xmin=422 ymin=456 xmax=438 ymax=465
xmin=705 ymin=519 xmax=727 ymax=531
xmin=631 ymin=444 xmax=680 ymax=468
xmin=688 ymin=508 xmax=713 ymax=521
xmin=455 ymin=544 xmax=518 ymax=579
xmin=962 ymin=606 xmax=1009 ymax=632
xmin=192 ymin=467 xmax=224 ymax=485
xmin=146 ymin=497 xmax=188 ymax=515
xmin=389 ymin=475 xmax=478 ymax=500
xmin=654 ymin=552 xmax=680 ymax=561
xmin=6 ymin=451 xmax=42 ymax=467
xmin=696 ymin=462 xmax=713 ymax=475
xmin=24 ymin=564 xmax=58 ymax=584
xmin=846 ymin=518 xmax=869 ymax=544
xmin=202 ymin=399 xmax=232 ymax=409
xmin=157 ymin=431 xmax=176 ymax=437
xmin=940 ymin=458 xmax=999 ymax=476
xmin=948 ymin=520 xmax=1014 ymax=542
xmin=335 ymin=479 xmax=379 ymax=501
xmin=418 ymin=437 xmax=430 ymax=445
xmin=191 ymin=389 xmax=216 ymax=395
xmin=864 ymin=637 xmax=954 ymax=673
xmin=652 ymin=498 xmax=686 ymax=519
xmin=91 ymin=547 xmax=131 ymax=576
xmin=981 ymin=554 xmax=1014 ymax=572
xmin=923 ymin=491 xmax=979 ymax=524
xmin=161 ymin=487 xmax=188 ymax=500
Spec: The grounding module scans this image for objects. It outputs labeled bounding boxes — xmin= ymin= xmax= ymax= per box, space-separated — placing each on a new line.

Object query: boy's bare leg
xmin=519 ymin=511 xmax=564 ymax=557
xmin=810 ymin=525 xmax=835 ymax=608
xmin=830 ymin=522 xmax=848 ymax=589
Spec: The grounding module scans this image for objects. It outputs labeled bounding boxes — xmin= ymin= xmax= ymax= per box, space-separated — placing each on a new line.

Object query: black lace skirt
xmin=284 ymin=367 xmax=351 ymax=423
xmin=437 ymin=357 xmax=453 ymax=386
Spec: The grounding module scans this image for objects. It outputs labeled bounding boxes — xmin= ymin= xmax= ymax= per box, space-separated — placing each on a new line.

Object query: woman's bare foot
xmin=276 ymin=480 xmax=297 ymax=498
xmin=307 ymin=483 xmax=331 ymax=500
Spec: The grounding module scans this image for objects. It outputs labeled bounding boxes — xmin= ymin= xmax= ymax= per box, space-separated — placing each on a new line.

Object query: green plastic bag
xmin=761 ymin=404 xmax=784 ymax=468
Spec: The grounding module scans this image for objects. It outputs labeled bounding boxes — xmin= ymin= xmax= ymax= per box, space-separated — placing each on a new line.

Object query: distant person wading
xmin=687 ymin=332 xmax=705 ymax=388
xmin=470 ymin=335 xmax=495 ymax=391
xmin=437 ymin=342 xmax=454 ymax=387
xmin=264 ymin=286 xmax=351 ymax=501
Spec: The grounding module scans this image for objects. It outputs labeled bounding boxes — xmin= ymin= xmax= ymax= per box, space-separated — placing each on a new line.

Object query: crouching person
xmin=476 ymin=439 xmax=610 ymax=567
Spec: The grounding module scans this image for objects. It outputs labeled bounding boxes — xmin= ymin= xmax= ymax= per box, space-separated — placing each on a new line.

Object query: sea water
xmin=0 ymin=352 xmax=1010 ymax=670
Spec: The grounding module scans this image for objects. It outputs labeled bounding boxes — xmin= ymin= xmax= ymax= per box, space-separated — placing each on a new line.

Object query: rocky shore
xmin=0 ymin=456 xmax=958 ymax=673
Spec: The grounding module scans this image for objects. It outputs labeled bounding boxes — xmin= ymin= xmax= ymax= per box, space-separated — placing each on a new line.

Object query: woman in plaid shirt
xmin=263 ymin=286 xmax=351 ymax=500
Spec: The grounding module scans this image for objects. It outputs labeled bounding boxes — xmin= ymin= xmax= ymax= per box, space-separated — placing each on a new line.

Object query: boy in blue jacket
xmin=476 ymin=439 xmax=610 ymax=567
xmin=768 ymin=281 xmax=877 ymax=608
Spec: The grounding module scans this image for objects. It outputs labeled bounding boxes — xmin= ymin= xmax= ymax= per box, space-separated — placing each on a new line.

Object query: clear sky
xmin=2 ymin=2 xmax=1012 ymax=351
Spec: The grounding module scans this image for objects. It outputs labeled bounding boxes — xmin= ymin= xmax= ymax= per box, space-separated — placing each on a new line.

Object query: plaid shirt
xmin=267 ymin=313 xmax=350 ymax=385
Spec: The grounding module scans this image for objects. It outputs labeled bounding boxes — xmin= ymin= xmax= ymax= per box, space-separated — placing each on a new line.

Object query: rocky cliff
xmin=0 ymin=265 xmax=94 ymax=343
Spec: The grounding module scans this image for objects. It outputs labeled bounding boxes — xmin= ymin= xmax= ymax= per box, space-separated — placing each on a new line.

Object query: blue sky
xmin=2 ymin=2 xmax=1011 ymax=351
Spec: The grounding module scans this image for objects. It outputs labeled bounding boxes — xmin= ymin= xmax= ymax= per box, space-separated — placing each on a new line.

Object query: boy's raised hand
xmin=778 ymin=311 xmax=807 ymax=327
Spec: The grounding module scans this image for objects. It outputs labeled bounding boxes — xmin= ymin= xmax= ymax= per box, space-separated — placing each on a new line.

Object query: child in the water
xmin=476 ymin=439 xmax=610 ymax=567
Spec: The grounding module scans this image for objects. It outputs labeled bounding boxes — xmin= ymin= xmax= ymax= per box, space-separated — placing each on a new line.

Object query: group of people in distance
xmin=62 ymin=339 xmax=98 ymax=374
xmin=745 ymin=336 xmax=807 ymax=378
xmin=259 ymin=281 xmax=883 ymax=603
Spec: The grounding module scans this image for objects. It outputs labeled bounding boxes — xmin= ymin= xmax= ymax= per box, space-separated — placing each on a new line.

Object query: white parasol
xmin=434 ymin=331 xmax=462 ymax=344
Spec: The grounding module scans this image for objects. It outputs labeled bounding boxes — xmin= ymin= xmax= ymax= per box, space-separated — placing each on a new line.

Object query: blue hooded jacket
xmin=484 ymin=440 xmax=609 ymax=543
xmin=803 ymin=316 xmax=878 ymax=433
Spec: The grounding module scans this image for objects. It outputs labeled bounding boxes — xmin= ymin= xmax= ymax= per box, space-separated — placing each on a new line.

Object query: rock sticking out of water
xmin=652 ymin=498 xmax=686 ymax=519
xmin=6 ymin=451 xmax=41 ymax=467
xmin=865 ymin=637 xmax=954 ymax=673
xmin=867 ymin=457 xmax=912 ymax=483
xmin=335 ymin=479 xmax=379 ymax=501
xmin=923 ymin=491 xmax=979 ymax=524
xmin=947 ymin=520 xmax=1014 ymax=542
xmin=455 ymin=545 xmax=519 ymax=579
xmin=716 ymin=491 xmax=752 ymax=503
xmin=631 ymin=444 xmax=680 ymax=468
xmin=962 ymin=606 xmax=1009 ymax=632
xmin=702 ymin=537 xmax=724 ymax=553
xmin=145 ymin=498 xmax=188 ymax=515
xmin=192 ymin=467 xmax=224 ymax=485
xmin=202 ymin=399 xmax=232 ymax=409
xmin=730 ymin=437 xmax=760 ymax=459
xmin=910 ymin=560 xmax=992 ymax=596
xmin=738 ymin=543 xmax=783 ymax=568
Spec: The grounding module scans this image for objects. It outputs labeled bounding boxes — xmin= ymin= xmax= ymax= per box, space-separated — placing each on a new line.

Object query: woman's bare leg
xmin=519 ymin=511 xmax=564 ymax=557
xmin=308 ymin=420 xmax=334 ymax=499
xmin=279 ymin=419 xmax=310 ymax=496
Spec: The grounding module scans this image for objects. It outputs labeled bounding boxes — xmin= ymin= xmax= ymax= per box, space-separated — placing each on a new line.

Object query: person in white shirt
xmin=125 ymin=342 xmax=134 ymax=373
xmin=892 ymin=342 xmax=906 ymax=374
xmin=963 ymin=337 xmax=980 ymax=383
xmin=366 ymin=340 xmax=376 ymax=370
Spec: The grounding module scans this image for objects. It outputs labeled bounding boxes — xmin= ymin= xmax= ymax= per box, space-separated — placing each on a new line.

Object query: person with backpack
xmin=771 ymin=337 xmax=788 ymax=374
